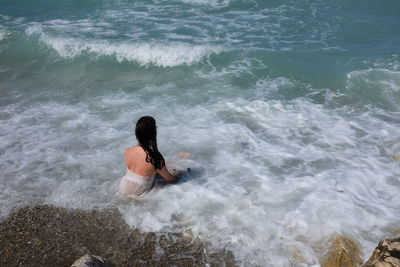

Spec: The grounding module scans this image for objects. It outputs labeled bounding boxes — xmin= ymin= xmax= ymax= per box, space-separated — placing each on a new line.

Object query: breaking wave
xmin=26 ymin=25 xmax=223 ymax=67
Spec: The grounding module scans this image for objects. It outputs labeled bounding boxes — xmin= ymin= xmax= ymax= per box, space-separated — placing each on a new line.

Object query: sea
xmin=1 ymin=0 xmax=400 ymax=265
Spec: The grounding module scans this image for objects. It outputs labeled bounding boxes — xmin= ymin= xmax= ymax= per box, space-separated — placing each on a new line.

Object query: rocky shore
xmin=321 ymin=235 xmax=400 ymax=267
xmin=0 ymin=205 xmax=236 ymax=267
xmin=363 ymin=238 xmax=400 ymax=267
xmin=0 ymin=205 xmax=399 ymax=266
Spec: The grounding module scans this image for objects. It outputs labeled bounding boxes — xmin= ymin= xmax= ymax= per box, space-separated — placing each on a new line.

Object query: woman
xmin=118 ymin=116 xmax=179 ymax=197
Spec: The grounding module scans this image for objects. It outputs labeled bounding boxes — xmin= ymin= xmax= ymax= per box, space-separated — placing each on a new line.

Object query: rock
xmin=71 ymin=254 xmax=111 ymax=267
xmin=392 ymin=155 xmax=400 ymax=162
xmin=363 ymin=237 xmax=400 ymax=267
xmin=321 ymin=235 xmax=363 ymax=267
xmin=0 ymin=205 xmax=236 ymax=266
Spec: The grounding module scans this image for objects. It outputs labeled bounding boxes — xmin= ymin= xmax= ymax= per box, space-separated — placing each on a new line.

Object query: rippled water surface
xmin=1 ymin=0 xmax=400 ymax=265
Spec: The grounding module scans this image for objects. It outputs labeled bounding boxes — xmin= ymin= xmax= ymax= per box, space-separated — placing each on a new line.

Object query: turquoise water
xmin=1 ymin=0 xmax=400 ymax=265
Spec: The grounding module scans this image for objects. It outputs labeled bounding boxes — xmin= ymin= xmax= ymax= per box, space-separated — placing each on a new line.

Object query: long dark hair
xmin=135 ymin=116 xmax=165 ymax=169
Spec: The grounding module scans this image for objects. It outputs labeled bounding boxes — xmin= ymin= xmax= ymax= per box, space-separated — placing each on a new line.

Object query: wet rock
xmin=363 ymin=237 xmax=400 ymax=267
xmin=71 ymin=254 xmax=111 ymax=267
xmin=0 ymin=205 xmax=237 ymax=267
xmin=321 ymin=235 xmax=363 ymax=267
xmin=392 ymin=155 xmax=400 ymax=162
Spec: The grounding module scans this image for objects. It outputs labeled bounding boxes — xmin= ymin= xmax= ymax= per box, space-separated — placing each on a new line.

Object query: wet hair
xmin=135 ymin=116 xmax=165 ymax=169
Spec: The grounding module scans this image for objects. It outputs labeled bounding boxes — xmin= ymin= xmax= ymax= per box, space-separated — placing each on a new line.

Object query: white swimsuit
xmin=118 ymin=168 xmax=155 ymax=197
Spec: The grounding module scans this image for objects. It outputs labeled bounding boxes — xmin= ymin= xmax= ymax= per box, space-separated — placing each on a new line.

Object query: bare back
xmin=125 ymin=145 xmax=178 ymax=182
xmin=125 ymin=146 xmax=156 ymax=177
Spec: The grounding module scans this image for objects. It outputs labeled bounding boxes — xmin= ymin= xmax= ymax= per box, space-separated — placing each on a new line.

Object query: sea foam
xmin=0 ymin=27 xmax=6 ymax=41
xmin=1 ymin=77 xmax=400 ymax=266
xmin=178 ymin=0 xmax=231 ymax=7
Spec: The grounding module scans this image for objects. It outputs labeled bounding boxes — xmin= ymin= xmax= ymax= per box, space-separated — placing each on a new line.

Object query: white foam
xmin=178 ymin=0 xmax=231 ymax=7
xmin=43 ymin=19 xmax=116 ymax=36
xmin=346 ymin=68 xmax=400 ymax=109
xmin=255 ymin=76 xmax=296 ymax=95
xmin=1 ymin=88 xmax=400 ymax=265
xmin=0 ymin=14 xmax=11 ymax=21
xmin=25 ymin=24 xmax=222 ymax=67
xmin=114 ymin=97 xmax=400 ymax=265
xmin=0 ymin=27 xmax=6 ymax=41
xmin=347 ymin=68 xmax=400 ymax=93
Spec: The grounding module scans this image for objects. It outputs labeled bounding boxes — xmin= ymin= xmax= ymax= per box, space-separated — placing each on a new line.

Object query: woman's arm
xmin=157 ymin=166 xmax=179 ymax=182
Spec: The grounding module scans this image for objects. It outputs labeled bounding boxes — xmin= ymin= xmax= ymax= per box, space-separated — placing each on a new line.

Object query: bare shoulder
xmin=125 ymin=147 xmax=134 ymax=155
xmin=126 ymin=146 xmax=141 ymax=153
xmin=127 ymin=146 xmax=148 ymax=159
xmin=125 ymin=147 xmax=139 ymax=159
xmin=132 ymin=145 xmax=145 ymax=154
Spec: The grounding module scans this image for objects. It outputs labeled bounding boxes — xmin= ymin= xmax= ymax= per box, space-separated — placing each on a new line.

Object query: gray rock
xmin=363 ymin=237 xmax=400 ymax=267
xmin=71 ymin=254 xmax=111 ymax=267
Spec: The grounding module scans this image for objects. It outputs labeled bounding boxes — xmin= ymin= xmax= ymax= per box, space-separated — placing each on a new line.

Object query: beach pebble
xmin=71 ymin=254 xmax=110 ymax=267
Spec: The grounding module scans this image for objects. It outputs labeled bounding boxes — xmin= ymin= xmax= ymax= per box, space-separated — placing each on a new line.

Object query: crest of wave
xmin=177 ymin=0 xmax=231 ymax=7
xmin=0 ymin=27 xmax=6 ymax=41
xmin=25 ymin=25 xmax=222 ymax=67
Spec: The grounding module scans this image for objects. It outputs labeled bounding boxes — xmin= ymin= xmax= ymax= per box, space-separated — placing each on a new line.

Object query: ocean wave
xmin=25 ymin=25 xmax=222 ymax=67
xmin=177 ymin=0 xmax=231 ymax=7
xmin=346 ymin=68 xmax=400 ymax=110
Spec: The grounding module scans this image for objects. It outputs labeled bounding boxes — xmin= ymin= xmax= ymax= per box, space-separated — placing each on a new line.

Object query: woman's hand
xmin=178 ymin=152 xmax=191 ymax=159
xmin=157 ymin=166 xmax=179 ymax=182
xmin=172 ymin=169 xmax=185 ymax=178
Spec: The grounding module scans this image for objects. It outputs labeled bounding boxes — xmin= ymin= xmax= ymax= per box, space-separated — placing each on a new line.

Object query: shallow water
xmin=1 ymin=0 xmax=400 ymax=265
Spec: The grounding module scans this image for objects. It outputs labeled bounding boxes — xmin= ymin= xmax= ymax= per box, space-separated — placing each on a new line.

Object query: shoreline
xmin=1 ymin=205 xmax=399 ymax=266
xmin=0 ymin=205 xmax=236 ymax=267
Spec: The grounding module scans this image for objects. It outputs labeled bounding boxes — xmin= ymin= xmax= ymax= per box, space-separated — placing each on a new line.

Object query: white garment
xmin=118 ymin=168 xmax=155 ymax=197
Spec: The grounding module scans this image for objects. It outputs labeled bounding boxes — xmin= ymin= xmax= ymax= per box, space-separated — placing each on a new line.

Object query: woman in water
xmin=118 ymin=116 xmax=179 ymax=197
